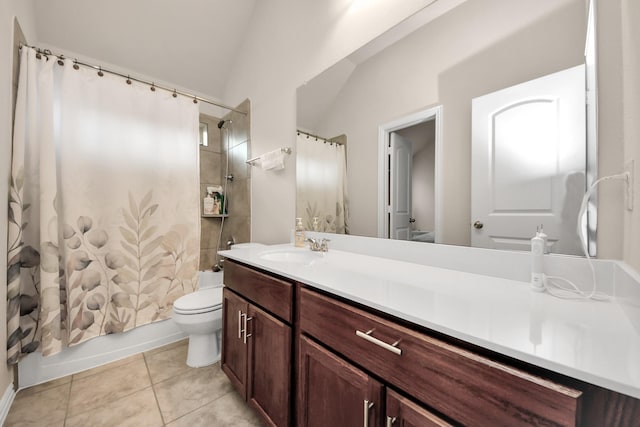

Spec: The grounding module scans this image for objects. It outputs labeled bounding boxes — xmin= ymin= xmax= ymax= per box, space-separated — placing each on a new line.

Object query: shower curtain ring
xmin=126 ymin=75 xmax=132 ymax=85
xmin=73 ymin=60 xmax=79 ymax=70
xmin=193 ymin=96 xmax=198 ymax=104
xmin=57 ymin=55 xmax=65 ymax=66
xmin=97 ymin=67 xmax=104 ymax=77
xmin=150 ymin=83 xmax=156 ymax=92
xmin=172 ymin=90 xmax=177 ymax=98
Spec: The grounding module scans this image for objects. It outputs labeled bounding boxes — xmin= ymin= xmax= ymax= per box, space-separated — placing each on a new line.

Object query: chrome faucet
xmin=306 ymin=238 xmax=330 ymax=252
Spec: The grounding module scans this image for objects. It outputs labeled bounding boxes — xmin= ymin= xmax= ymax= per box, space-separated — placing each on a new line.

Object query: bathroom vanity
xmin=221 ymin=260 xmax=294 ymax=426
xmin=220 ymin=242 xmax=640 ymax=426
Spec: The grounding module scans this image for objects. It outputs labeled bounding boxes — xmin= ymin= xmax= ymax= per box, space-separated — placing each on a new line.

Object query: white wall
xmin=595 ymin=0 xmax=640 ymax=266
xmin=595 ymin=0 xmax=625 ymax=260
xmin=0 ymin=0 xmax=38 ymax=395
xmin=223 ymin=0 xmax=439 ymax=243
xmin=621 ymin=0 xmax=640 ymax=272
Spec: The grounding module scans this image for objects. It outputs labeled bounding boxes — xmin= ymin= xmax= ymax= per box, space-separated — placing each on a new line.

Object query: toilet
xmin=172 ymin=277 xmax=223 ymax=367
xmin=172 ymin=243 xmax=264 ymax=367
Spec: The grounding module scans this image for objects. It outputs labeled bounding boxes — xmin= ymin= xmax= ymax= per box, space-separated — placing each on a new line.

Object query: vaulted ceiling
xmin=32 ymin=0 xmax=257 ymax=100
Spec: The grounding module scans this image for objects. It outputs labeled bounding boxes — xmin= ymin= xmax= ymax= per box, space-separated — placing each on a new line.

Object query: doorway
xmin=378 ymin=106 xmax=442 ymax=242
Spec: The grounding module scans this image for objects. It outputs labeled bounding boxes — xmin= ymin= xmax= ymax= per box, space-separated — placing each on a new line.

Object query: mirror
xmin=296 ymin=0 xmax=594 ymax=255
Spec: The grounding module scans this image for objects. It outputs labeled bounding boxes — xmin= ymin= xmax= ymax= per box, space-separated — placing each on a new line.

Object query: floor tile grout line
xmin=143 ymin=343 xmax=192 ymax=387
xmin=160 ymin=388 xmax=236 ymax=426
xmin=5 ymin=354 xmax=262 ymax=427
xmin=64 ymin=381 xmax=156 ymax=421
xmin=148 ymin=358 xmax=212 ymax=388
xmin=64 ymin=385 xmax=159 ymax=423
xmin=62 ymin=375 xmax=73 ymax=427
xmin=5 ymin=381 xmax=72 ymax=426
xmin=151 ymin=362 xmax=235 ymax=425
xmin=144 ymin=351 xmax=168 ymax=426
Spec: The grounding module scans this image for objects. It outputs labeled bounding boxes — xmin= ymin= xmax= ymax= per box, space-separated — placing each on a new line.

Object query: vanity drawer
xmin=299 ymin=288 xmax=582 ymax=427
xmin=223 ymin=260 xmax=293 ymax=323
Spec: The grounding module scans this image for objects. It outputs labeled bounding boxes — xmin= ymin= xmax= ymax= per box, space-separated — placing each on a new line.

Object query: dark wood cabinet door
xmin=298 ymin=335 xmax=383 ymax=427
xmin=221 ymin=288 xmax=248 ymax=399
xmin=247 ymin=303 xmax=292 ymax=427
xmin=386 ymin=389 xmax=453 ymax=427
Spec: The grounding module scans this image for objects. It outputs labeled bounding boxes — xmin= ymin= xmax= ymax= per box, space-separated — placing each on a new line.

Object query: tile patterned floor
xmin=5 ymin=340 xmax=263 ymax=427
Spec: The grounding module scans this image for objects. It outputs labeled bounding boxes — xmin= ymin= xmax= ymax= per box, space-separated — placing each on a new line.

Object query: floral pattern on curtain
xmin=7 ymin=47 xmax=200 ymax=363
xmin=296 ymin=133 xmax=349 ymax=234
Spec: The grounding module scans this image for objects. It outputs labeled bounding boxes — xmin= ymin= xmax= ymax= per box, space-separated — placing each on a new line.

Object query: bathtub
xmin=18 ymin=271 xmax=223 ymax=389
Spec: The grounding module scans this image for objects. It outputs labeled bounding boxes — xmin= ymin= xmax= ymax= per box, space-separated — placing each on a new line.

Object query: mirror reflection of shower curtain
xmin=296 ymin=134 xmax=349 ymax=234
xmin=7 ymin=47 xmax=200 ymax=363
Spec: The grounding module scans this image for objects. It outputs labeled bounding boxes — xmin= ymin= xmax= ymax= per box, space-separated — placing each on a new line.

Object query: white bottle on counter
xmin=531 ymin=229 xmax=545 ymax=292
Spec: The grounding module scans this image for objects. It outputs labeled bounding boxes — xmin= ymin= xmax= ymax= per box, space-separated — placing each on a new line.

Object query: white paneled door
xmin=471 ymin=65 xmax=585 ymax=255
xmin=389 ymin=132 xmax=413 ymax=240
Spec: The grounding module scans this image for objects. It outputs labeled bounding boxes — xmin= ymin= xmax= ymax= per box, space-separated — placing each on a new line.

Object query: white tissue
xmin=260 ymin=149 xmax=286 ymax=170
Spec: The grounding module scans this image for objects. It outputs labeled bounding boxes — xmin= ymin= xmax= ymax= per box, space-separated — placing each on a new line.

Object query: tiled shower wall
xmin=199 ymin=99 xmax=251 ymax=270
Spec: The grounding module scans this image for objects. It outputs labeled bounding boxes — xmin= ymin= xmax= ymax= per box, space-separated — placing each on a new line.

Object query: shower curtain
xmin=7 ymin=47 xmax=200 ymax=363
xmin=296 ymin=134 xmax=349 ymax=233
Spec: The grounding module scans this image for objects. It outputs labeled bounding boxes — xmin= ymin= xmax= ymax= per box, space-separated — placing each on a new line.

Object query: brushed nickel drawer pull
xmin=363 ymin=400 xmax=374 ymax=427
xmin=238 ymin=311 xmax=244 ymax=339
xmin=386 ymin=416 xmax=397 ymax=427
xmin=356 ymin=329 xmax=402 ymax=355
xmin=243 ymin=316 xmax=253 ymax=344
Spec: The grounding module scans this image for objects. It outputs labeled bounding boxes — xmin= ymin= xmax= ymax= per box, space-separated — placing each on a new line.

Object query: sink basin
xmin=258 ymin=248 xmax=323 ymax=265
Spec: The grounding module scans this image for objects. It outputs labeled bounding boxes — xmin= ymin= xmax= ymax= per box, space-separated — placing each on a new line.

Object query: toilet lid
xmin=173 ymin=287 xmax=223 ymax=314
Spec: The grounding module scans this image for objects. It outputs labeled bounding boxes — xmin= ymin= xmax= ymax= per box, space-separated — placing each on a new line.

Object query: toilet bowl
xmin=173 ymin=286 xmax=223 ymax=367
xmin=173 ymin=244 xmax=265 ymax=367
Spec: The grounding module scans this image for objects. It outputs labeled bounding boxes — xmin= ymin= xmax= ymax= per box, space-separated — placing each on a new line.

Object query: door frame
xmin=377 ymin=105 xmax=443 ymax=241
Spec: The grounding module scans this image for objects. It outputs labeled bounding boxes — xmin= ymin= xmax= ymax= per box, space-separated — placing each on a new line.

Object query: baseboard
xmin=0 ymin=384 xmax=16 ymax=425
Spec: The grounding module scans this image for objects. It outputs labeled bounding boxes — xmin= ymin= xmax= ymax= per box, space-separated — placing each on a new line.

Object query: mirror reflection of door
xmin=387 ymin=120 xmax=436 ymax=242
xmin=471 ymin=64 xmax=586 ymax=255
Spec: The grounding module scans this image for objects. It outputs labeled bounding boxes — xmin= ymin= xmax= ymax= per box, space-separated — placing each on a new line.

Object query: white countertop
xmin=219 ymin=244 xmax=640 ymax=400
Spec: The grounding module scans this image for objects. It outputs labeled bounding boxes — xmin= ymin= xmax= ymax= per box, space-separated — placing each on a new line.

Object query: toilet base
xmin=186 ymin=332 xmax=220 ymax=368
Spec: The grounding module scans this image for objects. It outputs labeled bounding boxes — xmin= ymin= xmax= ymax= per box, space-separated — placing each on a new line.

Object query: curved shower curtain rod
xmin=18 ymin=43 xmax=248 ymax=116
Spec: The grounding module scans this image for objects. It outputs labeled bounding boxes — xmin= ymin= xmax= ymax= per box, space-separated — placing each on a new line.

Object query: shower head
xmin=217 ymin=119 xmax=232 ymax=129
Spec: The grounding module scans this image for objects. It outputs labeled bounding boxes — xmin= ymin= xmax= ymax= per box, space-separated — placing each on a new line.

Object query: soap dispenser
xmin=295 ymin=218 xmax=305 ymax=247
